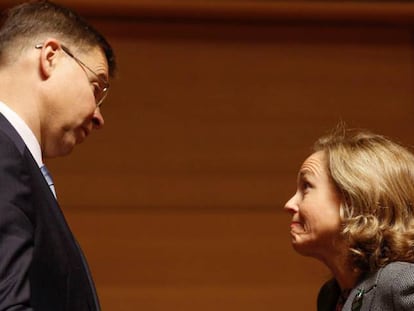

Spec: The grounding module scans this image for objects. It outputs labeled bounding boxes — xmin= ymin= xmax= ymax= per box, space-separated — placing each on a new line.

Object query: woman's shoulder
xmin=374 ymin=261 xmax=414 ymax=292
xmin=371 ymin=262 xmax=414 ymax=308
xmin=379 ymin=261 xmax=414 ymax=280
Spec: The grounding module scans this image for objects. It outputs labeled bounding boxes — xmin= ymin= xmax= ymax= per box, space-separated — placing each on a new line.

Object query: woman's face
xmin=284 ymin=151 xmax=342 ymax=260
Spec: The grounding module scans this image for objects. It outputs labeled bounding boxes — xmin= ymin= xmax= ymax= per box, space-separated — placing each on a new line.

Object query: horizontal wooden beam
xmin=2 ymin=1 xmax=414 ymax=25
xmin=14 ymin=1 xmax=414 ymax=25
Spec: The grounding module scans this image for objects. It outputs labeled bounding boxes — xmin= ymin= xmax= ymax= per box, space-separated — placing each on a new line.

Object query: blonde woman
xmin=285 ymin=126 xmax=414 ymax=310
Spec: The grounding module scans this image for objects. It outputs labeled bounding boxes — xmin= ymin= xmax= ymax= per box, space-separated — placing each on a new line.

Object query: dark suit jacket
xmin=317 ymin=261 xmax=414 ymax=311
xmin=0 ymin=114 xmax=100 ymax=310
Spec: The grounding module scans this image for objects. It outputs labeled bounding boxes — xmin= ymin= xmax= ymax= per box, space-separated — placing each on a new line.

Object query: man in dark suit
xmin=0 ymin=1 xmax=116 ymax=310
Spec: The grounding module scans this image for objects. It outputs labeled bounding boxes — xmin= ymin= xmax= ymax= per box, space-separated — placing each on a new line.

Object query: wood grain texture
xmin=4 ymin=1 xmax=411 ymax=310
xmin=4 ymin=1 xmax=414 ymax=25
xmin=66 ymin=208 xmax=328 ymax=311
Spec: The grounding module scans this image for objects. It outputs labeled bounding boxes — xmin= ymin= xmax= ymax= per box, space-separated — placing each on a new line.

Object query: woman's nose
xmin=284 ymin=193 xmax=299 ymax=214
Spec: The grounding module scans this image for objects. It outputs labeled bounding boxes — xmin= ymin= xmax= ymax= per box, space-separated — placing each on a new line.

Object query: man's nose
xmin=92 ymin=108 xmax=104 ymax=129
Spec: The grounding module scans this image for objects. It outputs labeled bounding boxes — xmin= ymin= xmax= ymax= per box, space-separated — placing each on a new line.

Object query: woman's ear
xmin=37 ymin=38 xmax=61 ymax=79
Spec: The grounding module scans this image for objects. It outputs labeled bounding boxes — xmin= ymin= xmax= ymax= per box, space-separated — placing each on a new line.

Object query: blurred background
xmin=4 ymin=0 xmax=414 ymax=310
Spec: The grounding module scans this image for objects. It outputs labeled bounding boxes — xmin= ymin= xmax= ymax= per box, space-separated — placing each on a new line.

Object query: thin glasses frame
xmin=35 ymin=44 xmax=109 ymax=107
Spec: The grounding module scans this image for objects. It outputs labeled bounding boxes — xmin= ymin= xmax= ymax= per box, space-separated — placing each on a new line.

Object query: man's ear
xmin=38 ymin=38 xmax=61 ymax=79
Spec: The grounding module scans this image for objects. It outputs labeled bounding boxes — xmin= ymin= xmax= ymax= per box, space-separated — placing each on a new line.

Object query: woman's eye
xmin=302 ymin=181 xmax=312 ymax=191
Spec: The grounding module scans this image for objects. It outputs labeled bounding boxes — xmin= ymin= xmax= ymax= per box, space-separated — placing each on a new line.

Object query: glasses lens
xmin=96 ymin=87 xmax=108 ymax=107
xmin=60 ymin=45 xmax=109 ymax=108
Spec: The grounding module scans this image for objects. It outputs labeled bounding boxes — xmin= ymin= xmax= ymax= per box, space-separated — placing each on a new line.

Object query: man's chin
xmin=43 ymin=142 xmax=76 ymax=158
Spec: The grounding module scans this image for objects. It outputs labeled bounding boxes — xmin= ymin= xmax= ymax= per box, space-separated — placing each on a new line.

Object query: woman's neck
xmin=323 ymin=251 xmax=361 ymax=291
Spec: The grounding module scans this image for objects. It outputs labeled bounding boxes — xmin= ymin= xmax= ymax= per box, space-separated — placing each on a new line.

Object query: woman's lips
xmin=290 ymin=221 xmax=305 ymax=233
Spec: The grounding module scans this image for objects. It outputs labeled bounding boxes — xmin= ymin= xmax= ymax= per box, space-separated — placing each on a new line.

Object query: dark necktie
xmin=40 ymin=165 xmax=56 ymax=198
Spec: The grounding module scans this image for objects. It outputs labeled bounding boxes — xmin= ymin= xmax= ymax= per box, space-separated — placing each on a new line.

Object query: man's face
xmin=41 ymin=45 xmax=109 ymax=158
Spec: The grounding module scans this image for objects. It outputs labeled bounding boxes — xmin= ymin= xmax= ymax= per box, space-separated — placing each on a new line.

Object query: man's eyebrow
xmin=97 ymin=73 xmax=109 ymax=85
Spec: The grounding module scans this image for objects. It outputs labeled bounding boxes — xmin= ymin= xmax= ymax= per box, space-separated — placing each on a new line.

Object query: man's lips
xmin=75 ymin=127 xmax=90 ymax=144
xmin=82 ymin=127 xmax=90 ymax=137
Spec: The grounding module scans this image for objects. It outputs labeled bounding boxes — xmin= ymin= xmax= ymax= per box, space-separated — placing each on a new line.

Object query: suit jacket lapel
xmin=343 ymin=269 xmax=380 ymax=311
xmin=0 ymin=113 xmax=26 ymax=154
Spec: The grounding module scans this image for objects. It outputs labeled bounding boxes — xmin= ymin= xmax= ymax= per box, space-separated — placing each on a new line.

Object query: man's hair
xmin=0 ymin=0 xmax=116 ymax=76
xmin=314 ymin=124 xmax=414 ymax=273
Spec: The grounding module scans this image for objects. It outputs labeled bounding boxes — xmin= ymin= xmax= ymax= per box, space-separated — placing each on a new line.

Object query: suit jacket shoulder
xmin=0 ymin=114 xmax=99 ymax=311
xmin=318 ymin=262 xmax=414 ymax=311
xmin=342 ymin=262 xmax=414 ymax=311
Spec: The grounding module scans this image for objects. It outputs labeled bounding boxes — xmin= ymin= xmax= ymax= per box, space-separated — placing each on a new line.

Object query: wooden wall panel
xmin=50 ymin=23 xmax=414 ymax=209
xmin=4 ymin=1 xmax=414 ymax=25
xmin=8 ymin=1 xmax=412 ymax=310
xmin=67 ymin=209 xmax=328 ymax=311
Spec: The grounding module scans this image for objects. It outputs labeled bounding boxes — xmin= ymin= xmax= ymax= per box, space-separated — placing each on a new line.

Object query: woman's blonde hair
xmin=314 ymin=125 xmax=414 ymax=273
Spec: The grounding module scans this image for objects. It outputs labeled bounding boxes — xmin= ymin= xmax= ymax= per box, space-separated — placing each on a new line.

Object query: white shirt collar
xmin=0 ymin=101 xmax=43 ymax=167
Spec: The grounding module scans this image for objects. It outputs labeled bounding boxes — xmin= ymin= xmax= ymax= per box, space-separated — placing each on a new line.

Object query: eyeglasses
xmin=35 ymin=44 xmax=109 ymax=108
